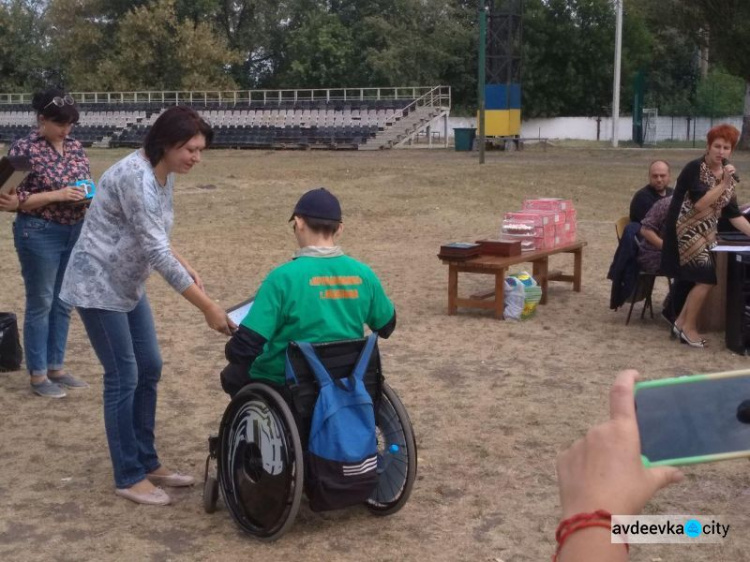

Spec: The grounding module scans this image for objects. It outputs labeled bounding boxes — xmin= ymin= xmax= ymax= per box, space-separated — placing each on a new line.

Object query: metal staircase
xmin=359 ymin=86 xmax=451 ymax=150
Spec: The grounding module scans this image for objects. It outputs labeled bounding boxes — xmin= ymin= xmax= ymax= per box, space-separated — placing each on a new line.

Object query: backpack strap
xmin=296 ymin=333 xmax=379 ymax=391
xmin=296 ymin=341 xmax=336 ymax=388
xmin=284 ymin=354 xmax=299 ymax=386
xmin=350 ymin=332 xmax=378 ymax=383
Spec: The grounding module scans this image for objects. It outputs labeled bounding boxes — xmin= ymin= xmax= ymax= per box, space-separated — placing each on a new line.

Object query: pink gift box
xmin=506 ymin=209 xmax=564 ymax=226
xmin=500 ymin=233 xmax=539 ymax=252
xmin=505 ymin=211 xmax=553 ymax=226
xmin=523 ymin=198 xmax=573 ymax=213
xmin=501 ymin=230 xmax=556 ymax=251
xmin=539 ymin=232 xmax=558 ymax=250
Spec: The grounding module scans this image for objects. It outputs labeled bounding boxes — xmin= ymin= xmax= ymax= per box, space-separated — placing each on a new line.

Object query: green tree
xmin=214 ymin=0 xmax=291 ymax=88
xmin=275 ymin=9 xmax=357 ymax=88
xmin=624 ymin=0 xmax=700 ymax=115
xmin=358 ymin=0 xmax=473 ymax=90
xmin=46 ymin=0 xmax=110 ymax=91
xmin=0 ymin=0 xmax=49 ymax=91
xmin=95 ymin=0 xmax=240 ymax=90
xmin=270 ymin=0 xmax=473 ymax=96
xmin=694 ymin=68 xmax=744 ymax=117
xmin=523 ymin=0 xmax=616 ymax=117
xmin=673 ymin=0 xmax=750 ymax=148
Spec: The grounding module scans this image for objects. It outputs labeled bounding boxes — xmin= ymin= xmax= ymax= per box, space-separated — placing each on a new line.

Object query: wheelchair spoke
xmin=380 ymin=464 xmax=403 ymax=501
xmin=379 ymin=409 xmax=400 ymax=428
xmin=382 ymin=432 xmax=404 ymax=442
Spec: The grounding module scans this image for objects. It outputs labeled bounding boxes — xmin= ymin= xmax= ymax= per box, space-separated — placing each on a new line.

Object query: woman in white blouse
xmin=61 ymin=106 xmax=235 ymax=506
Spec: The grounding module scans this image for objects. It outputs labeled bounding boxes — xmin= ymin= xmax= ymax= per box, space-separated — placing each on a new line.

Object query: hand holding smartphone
xmin=635 ymin=369 xmax=750 ymax=467
xmin=65 ymin=179 xmax=96 ymax=205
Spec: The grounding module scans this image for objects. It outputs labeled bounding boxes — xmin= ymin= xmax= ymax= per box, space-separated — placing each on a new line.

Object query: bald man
xmin=629 ymin=160 xmax=673 ymax=223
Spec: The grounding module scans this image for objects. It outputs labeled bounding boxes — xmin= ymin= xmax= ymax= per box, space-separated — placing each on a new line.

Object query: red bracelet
xmin=552 ymin=510 xmax=628 ymax=562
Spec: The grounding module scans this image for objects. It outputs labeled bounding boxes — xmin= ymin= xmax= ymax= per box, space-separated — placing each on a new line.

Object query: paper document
xmin=227 ymin=297 xmax=254 ymax=325
xmin=712 ymin=245 xmax=750 ymax=253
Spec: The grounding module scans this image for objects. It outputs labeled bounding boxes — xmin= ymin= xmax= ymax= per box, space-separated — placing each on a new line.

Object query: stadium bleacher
xmin=0 ymin=98 xmax=425 ymax=150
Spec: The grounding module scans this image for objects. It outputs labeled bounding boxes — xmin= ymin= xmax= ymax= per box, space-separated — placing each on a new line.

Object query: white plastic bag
xmin=503 ymin=278 xmax=525 ymax=320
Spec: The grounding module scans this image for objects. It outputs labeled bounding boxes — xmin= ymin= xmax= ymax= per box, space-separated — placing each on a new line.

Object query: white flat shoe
xmin=147 ymin=472 xmax=195 ymax=487
xmin=115 ymin=486 xmax=171 ymax=506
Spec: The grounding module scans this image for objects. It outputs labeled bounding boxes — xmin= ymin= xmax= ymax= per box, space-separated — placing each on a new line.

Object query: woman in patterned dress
xmin=661 ymin=124 xmax=750 ymax=347
xmin=60 ymin=106 xmax=235 ymax=506
xmin=8 ymin=88 xmax=91 ymax=398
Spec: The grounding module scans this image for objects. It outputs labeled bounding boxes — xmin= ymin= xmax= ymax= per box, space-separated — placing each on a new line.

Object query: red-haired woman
xmin=662 ymin=124 xmax=750 ymax=347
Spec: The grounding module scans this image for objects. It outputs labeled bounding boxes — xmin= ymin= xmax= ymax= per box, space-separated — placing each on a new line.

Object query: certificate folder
xmin=227 ymin=297 xmax=254 ymax=325
xmin=438 ymin=242 xmax=481 ymax=261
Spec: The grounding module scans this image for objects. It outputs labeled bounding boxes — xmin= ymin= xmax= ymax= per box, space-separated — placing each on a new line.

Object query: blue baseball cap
xmin=289 ymin=187 xmax=342 ymax=222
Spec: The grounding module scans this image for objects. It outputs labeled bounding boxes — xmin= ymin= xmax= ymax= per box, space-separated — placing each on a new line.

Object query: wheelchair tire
xmin=203 ymin=476 xmax=219 ymax=514
xmin=366 ymin=382 xmax=417 ymax=516
xmin=217 ymin=383 xmax=304 ymax=541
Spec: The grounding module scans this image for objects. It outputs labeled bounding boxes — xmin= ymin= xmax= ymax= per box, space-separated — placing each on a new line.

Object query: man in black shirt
xmin=629 ymin=160 xmax=673 ymax=223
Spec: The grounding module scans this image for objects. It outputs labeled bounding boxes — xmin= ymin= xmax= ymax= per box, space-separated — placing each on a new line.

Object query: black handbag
xmin=0 ymin=312 xmax=23 ymax=372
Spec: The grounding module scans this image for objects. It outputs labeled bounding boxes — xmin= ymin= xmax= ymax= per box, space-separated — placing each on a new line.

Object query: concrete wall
xmin=443 ymin=115 xmax=744 ymax=142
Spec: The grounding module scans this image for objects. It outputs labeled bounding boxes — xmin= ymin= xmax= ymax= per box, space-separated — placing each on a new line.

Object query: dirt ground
xmin=1 ymin=146 xmax=750 ymax=562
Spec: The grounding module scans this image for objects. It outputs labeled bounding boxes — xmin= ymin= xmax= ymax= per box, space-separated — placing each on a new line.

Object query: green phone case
xmin=635 ymin=368 xmax=750 ymax=467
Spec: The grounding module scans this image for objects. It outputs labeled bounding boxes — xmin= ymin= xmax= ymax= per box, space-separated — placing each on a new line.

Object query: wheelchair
xmin=203 ymin=336 xmax=417 ymax=541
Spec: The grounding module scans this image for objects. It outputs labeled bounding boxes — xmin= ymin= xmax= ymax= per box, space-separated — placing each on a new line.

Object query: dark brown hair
xmin=143 ymin=106 xmax=213 ymax=166
xmin=31 ymin=88 xmax=79 ymax=125
xmin=299 ymin=216 xmax=341 ymax=237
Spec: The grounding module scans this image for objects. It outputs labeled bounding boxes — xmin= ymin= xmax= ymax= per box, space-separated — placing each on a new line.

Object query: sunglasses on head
xmin=43 ymin=95 xmax=75 ymax=110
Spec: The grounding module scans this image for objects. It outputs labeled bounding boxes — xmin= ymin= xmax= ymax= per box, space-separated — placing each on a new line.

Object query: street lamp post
xmin=612 ymin=0 xmax=623 ymax=147
xmin=478 ymin=1 xmax=488 ymax=164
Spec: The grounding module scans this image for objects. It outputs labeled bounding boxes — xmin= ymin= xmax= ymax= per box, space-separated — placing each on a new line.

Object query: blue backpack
xmin=290 ymin=333 xmax=379 ymax=512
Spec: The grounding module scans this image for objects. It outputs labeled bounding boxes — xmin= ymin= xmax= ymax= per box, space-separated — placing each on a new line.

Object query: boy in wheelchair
xmin=207 ymin=189 xmax=415 ymax=537
xmin=220 ymin=187 xmax=396 ymax=398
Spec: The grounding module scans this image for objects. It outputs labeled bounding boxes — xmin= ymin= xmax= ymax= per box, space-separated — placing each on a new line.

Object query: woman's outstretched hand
xmin=204 ymin=303 xmax=237 ymax=336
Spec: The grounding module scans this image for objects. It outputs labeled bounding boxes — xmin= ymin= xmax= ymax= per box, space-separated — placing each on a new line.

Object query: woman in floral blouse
xmin=8 ymin=88 xmax=90 ymax=398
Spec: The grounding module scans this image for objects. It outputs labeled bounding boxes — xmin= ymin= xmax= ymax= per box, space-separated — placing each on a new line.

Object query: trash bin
xmin=454 ymin=128 xmax=476 ymax=151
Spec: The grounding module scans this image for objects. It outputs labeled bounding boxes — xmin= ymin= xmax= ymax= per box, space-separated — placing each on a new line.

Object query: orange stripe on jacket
xmin=310 ymin=276 xmax=363 ymax=286
xmin=320 ymin=289 xmax=359 ymax=300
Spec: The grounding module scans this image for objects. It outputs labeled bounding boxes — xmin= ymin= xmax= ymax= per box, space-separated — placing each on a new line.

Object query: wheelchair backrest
xmin=285 ymin=337 xmax=383 ymax=435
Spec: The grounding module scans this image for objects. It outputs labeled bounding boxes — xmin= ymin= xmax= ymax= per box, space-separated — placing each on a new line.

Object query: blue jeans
xmin=78 ymin=296 xmax=163 ymax=488
xmin=13 ymin=214 xmax=83 ymax=376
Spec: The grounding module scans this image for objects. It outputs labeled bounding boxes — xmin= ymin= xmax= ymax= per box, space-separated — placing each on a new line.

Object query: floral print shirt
xmin=60 ymin=151 xmax=194 ymax=312
xmin=637 ymin=196 xmax=671 ymax=274
xmin=8 ymin=131 xmax=91 ymax=224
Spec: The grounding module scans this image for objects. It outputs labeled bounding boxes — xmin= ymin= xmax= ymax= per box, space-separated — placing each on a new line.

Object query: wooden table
xmin=438 ymin=241 xmax=587 ymax=318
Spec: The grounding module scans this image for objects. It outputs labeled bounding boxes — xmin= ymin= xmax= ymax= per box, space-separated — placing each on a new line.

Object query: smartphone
xmin=635 ymin=369 xmax=750 ymax=467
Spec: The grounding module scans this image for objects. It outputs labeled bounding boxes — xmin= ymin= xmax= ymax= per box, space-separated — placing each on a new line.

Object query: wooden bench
xmin=438 ymin=241 xmax=586 ymax=318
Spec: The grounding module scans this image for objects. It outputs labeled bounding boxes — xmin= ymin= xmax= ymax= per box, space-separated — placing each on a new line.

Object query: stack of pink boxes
xmin=501 ymin=198 xmax=577 ymax=251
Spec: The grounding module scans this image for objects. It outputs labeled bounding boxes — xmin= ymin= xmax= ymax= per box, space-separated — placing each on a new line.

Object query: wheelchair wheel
xmin=366 ymin=383 xmax=417 ymax=516
xmin=217 ymin=383 xmax=304 ymax=541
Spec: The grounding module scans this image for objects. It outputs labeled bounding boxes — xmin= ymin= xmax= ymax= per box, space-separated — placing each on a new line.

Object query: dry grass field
xmin=1 ymin=145 xmax=750 ymax=562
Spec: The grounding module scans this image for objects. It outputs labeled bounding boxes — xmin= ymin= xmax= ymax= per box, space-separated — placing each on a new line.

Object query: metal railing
xmin=380 ymin=85 xmax=452 ymax=130
xmin=0 ymin=86 xmax=445 ymax=106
